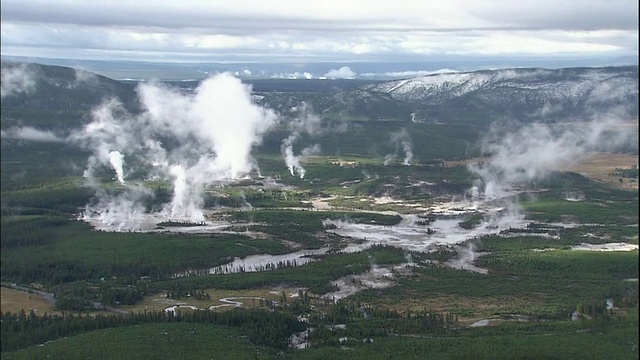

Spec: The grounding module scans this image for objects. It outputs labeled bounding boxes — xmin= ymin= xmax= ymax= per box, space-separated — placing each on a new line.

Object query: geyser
xmin=71 ymin=73 xmax=278 ymax=230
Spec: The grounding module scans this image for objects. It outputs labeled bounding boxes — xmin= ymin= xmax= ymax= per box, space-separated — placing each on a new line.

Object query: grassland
xmin=0 ymin=287 xmax=58 ymax=316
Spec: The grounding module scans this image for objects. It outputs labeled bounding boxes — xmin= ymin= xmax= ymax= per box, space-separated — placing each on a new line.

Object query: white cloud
xmin=1 ymin=126 xmax=64 ymax=142
xmin=270 ymin=71 xmax=313 ymax=79
xmin=1 ymin=63 xmax=36 ymax=97
xmin=324 ymin=66 xmax=356 ymax=79
xmin=360 ymin=69 xmax=459 ymax=78
xmin=0 ymin=1 xmax=637 ymax=63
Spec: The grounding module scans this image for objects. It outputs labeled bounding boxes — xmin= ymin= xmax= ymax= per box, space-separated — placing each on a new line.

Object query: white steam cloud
xmin=71 ymin=72 xmax=277 ymax=227
xmin=108 ymin=150 xmax=125 ymax=184
xmin=1 ymin=126 xmax=64 ymax=142
xmin=469 ymin=118 xmax=635 ymax=200
xmin=81 ymin=185 xmax=153 ymax=232
xmin=301 ymin=144 xmax=322 ymax=157
xmin=384 ymin=128 xmax=414 ymax=165
xmin=282 ymin=135 xmax=305 ymax=178
xmin=281 ymin=103 xmax=323 ymax=178
xmin=1 ymin=63 xmax=36 ymax=98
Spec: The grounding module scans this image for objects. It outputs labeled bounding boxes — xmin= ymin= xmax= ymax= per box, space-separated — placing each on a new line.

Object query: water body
xmin=173 ymin=248 xmax=330 ymax=277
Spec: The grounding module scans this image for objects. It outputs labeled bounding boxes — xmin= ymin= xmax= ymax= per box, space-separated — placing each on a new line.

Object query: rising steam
xmin=469 ymin=118 xmax=635 ymax=200
xmin=1 ymin=63 xmax=36 ymax=98
xmin=108 ymin=150 xmax=125 ymax=184
xmin=1 ymin=126 xmax=64 ymax=142
xmin=384 ymin=128 xmax=414 ymax=165
xmin=71 ymin=73 xmax=277 ymax=228
xmin=280 ymin=103 xmax=322 ymax=178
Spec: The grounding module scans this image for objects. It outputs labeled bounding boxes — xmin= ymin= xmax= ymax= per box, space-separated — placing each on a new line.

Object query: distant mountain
xmin=2 ymin=62 xmax=637 ymax=132
xmin=325 ymin=66 xmax=638 ymax=124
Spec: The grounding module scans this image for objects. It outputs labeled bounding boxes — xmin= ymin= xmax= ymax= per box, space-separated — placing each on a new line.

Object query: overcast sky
xmin=1 ymin=0 xmax=638 ymax=64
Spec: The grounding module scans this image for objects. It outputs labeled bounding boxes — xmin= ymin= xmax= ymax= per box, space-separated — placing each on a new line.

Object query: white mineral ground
xmin=570 ymin=242 xmax=639 ymax=251
xmin=468 ymin=315 xmax=532 ymax=328
xmin=81 ymin=186 xmax=638 ymax=294
xmin=164 ymin=296 xmax=274 ymax=314
xmin=322 ymin=264 xmax=415 ymax=302
xmin=208 ymin=297 xmax=273 ymax=310
xmin=325 ymin=202 xmax=530 ymax=254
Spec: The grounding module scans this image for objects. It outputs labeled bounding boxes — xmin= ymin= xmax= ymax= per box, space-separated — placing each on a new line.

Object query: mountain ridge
xmin=2 ymin=62 xmax=637 ymax=131
xmin=345 ymin=66 xmax=639 ymax=123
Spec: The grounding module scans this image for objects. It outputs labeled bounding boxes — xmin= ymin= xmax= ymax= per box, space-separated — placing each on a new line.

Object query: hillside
xmin=253 ymin=66 xmax=638 ymax=124
xmin=1 ymin=62 xmax=138 ymax=130
xmin=2 ymin=62 xmax=637 ymax=131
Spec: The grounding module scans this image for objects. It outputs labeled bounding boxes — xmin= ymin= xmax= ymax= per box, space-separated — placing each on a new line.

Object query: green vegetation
xmin=458 ymin=213 xmax=484 ymax=230
xmin=0 ymin=217 xmax=292 ymax=283
xmin=291 ymin=311 xmax=638 ymax=360
xmin=155 ymin=245 xmax=408 ymax=294
xmin=3 ymin=323 xmax=274 ymax=360
xmin=348 ymin=235 xmax=638 ymax=323
xmin=1 ymin=66 xmax=638 ymax=358
xmin=1 ymin=308 xmax=303 ymax=356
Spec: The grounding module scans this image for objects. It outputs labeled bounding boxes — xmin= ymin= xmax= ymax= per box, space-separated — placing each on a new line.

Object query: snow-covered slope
xmin=357 ymin=66 xmax=638 ymax=123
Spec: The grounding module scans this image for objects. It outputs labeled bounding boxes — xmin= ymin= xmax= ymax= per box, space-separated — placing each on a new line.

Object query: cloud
xmin=360 ymin=69 xmax=459 ymax=78
xmin=0 ymin=1 xmax=637 ymax=63
xmin=233 ymin=69 xmax=252 ymax=77
xmin=1 ymin=126 xmax=63 ymax=142
xmin=470 ymin=1 xmax=638 ymax=31
xmin=2 ymin=1 xmax=636 ymax=32
xmin=270 ymin=71 xmax=313 ymax=79
xmin=1 ymin=63 xmax=36 ymax=97
xmin=324 ymin=66 xmax=356 ymax=79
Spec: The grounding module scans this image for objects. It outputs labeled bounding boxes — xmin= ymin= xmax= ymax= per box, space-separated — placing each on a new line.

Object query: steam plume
xmin=1 ymin=126 xmax=63 ymax=142
xmin=70 ymin=73 xmax=277 ymax=229
xmin=108 ymin=151 xmax=125 ymax=184
xmin=282 ymin=135 xmax=306 ymax=178
xmin=1 ymin=63 xmax=36 ymax=98
xmin=280 ymin=103 xmax=322 ymax=178
xmin=469 ymin=119 xmax=635 ymax=200
xmin=385 ymin=128 xmax=414 ymax=165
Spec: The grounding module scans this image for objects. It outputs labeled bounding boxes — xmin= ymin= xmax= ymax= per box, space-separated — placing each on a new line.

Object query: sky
xmin=1 ymin=0 xmax=638 ymax=65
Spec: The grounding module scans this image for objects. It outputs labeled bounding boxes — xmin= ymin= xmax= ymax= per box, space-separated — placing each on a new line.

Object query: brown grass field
xmin=1 ymin=287 xmax=59 ymax=315
xmin=566 ymin=153 xmax=638 ymax=190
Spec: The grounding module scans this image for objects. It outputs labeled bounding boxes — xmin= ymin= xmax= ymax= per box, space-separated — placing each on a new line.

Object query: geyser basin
xmin=80 ymin=210 xmax=241 ymax=233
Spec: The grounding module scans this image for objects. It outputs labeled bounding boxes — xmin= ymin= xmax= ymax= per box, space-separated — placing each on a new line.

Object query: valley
xmin=1 ymin=61 xmax=638 ymax=359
